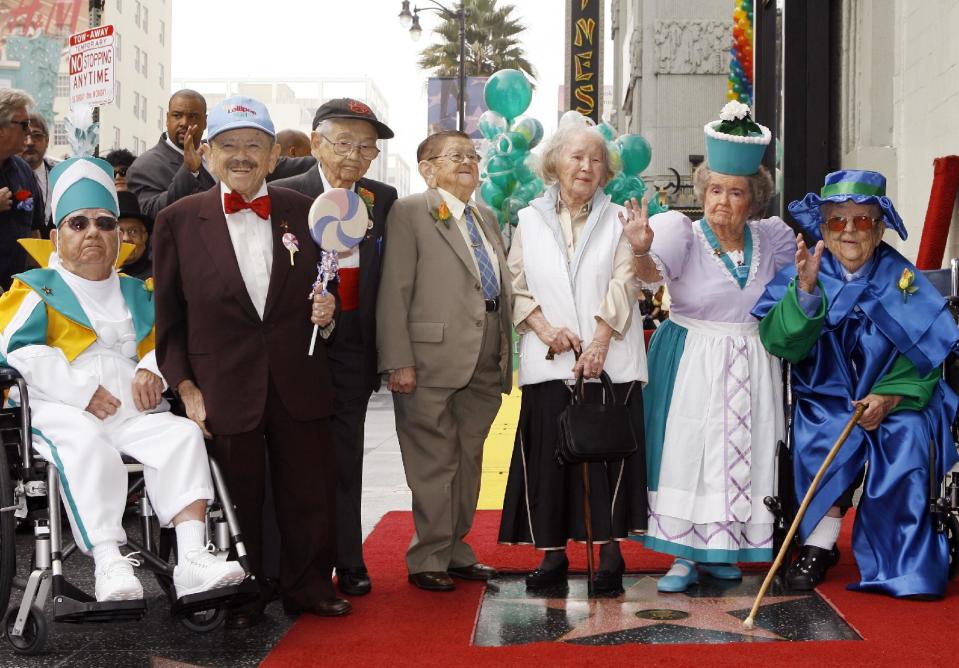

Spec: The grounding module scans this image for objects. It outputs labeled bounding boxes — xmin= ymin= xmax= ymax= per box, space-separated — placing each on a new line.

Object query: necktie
xmin=224 ymin=190 xmax=271 ymax=219
xmin=463 ymin=206 xmax=499 ymax=300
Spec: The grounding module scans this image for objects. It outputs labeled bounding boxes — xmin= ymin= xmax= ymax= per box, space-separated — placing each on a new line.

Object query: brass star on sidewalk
xmin=494 ymin=576 xmax=806 ymax=643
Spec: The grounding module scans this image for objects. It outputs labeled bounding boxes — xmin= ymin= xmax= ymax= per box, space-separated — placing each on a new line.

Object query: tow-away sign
xmin=68 ymin=25 xmax=116 ymax=108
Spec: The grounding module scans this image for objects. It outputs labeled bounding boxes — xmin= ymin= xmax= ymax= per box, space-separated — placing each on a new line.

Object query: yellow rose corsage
xmin=897 ymin=268 xmax=918 ymax=303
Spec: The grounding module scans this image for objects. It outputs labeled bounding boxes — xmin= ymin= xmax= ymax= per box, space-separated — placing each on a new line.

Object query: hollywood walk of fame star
xmin=493 ymin=576 xmax=807 ymax=643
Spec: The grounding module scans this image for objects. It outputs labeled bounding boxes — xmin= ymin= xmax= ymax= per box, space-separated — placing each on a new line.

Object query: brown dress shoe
xmin=408 ymin=571 xmax=456 ymax=591
xmin=225 ymin=608 xmax=264 ymax=630
xmin=447 ymin=563 xmax=498 ymax=581
xmin=311 ymin=598 xmax=352 ymax=616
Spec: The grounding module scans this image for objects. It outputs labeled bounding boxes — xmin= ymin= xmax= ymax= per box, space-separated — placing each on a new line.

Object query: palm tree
xmin=416 ymin=0 xmax=536 ymax=83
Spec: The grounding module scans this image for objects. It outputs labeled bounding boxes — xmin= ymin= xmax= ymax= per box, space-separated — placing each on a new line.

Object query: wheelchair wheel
xmin=179 ymin=606 xmax=228 ymax=633
xmin=946 ymin=513 xmax=959 ymax=580
xmin=3 ymin=606 xmax=47 ymax=655
xmin=0 ymin=445 xmax=16 ymax=614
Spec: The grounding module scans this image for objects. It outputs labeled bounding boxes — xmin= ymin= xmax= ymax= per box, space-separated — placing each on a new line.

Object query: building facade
xmin=0 ymin=0 xmax=173 ymax=158
xmin=609 ymin=0 xmax=731 ymax=213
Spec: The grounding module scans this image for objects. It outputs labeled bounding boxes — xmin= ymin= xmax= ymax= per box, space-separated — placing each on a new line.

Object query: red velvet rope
xmin=916 ymin=156 xmax=959 ymax=269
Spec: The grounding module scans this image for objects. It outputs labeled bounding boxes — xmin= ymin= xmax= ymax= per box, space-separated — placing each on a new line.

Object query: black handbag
xmin=556 ymin=370 xmax=638 ymax=465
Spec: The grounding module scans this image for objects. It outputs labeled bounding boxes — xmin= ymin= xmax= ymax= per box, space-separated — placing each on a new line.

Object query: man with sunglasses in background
xmin=377 ymin=130 xmax=512 ymax=592
xmin=0 ymin=89 xmax=45 ymax=289
xmin=0 ymin=156 xmax=246 ymax=603
xmin=21 ymin=112 xmax=58 ymax=230
xmin=753 ymin=170 xmax=959 ymax=600
xmin=273 ymin=98 xmax=397 ymax=597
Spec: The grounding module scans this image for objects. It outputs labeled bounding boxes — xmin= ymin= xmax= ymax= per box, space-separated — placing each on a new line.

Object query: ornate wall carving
xmin=653 ymin=20 xmax=729 ymax=75
xmin=629 ymin=27 xmax=642 ymax=79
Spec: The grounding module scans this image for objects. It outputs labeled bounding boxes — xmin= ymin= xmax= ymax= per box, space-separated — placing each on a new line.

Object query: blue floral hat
xmin=787 ymin=169 xmax=906 ymax=241
xmin=704 ymin=101 xmax=771 ymax=176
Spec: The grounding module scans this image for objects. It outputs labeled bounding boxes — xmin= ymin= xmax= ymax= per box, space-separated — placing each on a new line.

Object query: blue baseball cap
xmin=207 ymin=95 xmax=275 ymax=141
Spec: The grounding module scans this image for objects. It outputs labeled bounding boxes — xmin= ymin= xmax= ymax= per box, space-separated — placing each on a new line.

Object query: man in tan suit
xmin=377 ymin=130 xmax=512 ymax=592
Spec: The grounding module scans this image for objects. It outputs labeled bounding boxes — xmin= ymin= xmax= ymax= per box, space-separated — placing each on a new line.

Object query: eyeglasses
xmin=321 ymin=135 xmax=380 ymax=160
xmin=26 ymin=131 xmax=46 ymax=142
xmin=119 ymin=225 xmax=145 ymax=238
xmin=114 ymin=166 xmax=129 ymax=178
xmin=8 ymin=119 xmax=29 ymax=132
xmin=428 ymin=151 xmax=482 ymax=164
xmin=61 ymin=215 xmax=119 ymax=232
xmin=824 ymin=215 xmax=881 ymax=232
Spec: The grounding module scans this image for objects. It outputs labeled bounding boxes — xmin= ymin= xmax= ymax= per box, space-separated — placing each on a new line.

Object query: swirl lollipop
xmin=308 ymin=188 xmax=369 ymax=252
xmin=306 ymin=188 xmax=370 ymax=355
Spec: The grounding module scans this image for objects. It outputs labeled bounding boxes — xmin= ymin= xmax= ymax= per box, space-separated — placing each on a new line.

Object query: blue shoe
xmin=657 ymin=558 xmax=699 ymax=593
xmin=698 ymin=563 xmax=742 ymax=580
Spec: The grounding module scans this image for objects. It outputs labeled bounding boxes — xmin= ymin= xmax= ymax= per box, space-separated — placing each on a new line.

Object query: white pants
xmin=30 ymin=400 xmax=214 ymax=553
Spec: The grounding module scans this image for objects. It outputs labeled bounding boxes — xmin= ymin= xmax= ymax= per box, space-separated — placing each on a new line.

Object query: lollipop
xmin=306 ymin=188 xmax=370 ymax=355
xmin=308 ymin=188 xmax=369 ymax=252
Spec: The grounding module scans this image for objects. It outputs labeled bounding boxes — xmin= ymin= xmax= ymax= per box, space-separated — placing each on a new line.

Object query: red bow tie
xmin=224 ymin=191 xmax=271 ymax=219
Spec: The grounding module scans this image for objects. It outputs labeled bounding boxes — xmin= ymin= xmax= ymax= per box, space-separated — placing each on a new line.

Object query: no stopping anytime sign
xmin=68 ymin=25 xmax=116 ymax=108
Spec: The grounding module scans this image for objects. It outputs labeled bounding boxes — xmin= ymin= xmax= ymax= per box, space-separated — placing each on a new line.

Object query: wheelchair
xmin=763 ymin=258 xmax=959 ymax=583
xmin=0 ymin=365 xmax=259 ymax=655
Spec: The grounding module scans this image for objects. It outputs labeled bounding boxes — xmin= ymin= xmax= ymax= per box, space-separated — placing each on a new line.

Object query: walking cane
xmin=582 ymin=462 xmax=595 ymax=597
xmin=742 ymin=403 xmax=865 ymax=630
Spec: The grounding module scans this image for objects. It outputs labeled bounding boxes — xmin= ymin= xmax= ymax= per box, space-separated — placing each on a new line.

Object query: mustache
xmin=226 ymin=160 xmax=258 ymax=170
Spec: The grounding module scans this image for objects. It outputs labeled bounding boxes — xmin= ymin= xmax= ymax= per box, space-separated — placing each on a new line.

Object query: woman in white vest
xmin=622 ymin=102 xmax=794 ymax=593
xmin=498 ymin=116 xmax=647 ymax=597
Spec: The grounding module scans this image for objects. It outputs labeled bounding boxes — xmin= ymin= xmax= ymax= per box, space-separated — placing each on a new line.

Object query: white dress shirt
xmin=437 ymin=187 xmax=501 ymax=288
xmin=221 ymin=182 xmax=273 ymax=319
xmin=317 ymin=164 xmax=361 ymax=269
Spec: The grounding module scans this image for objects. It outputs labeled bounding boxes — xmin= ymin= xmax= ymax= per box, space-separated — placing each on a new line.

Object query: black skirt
xmin=498 ymin=379 xmax=648 ymax=549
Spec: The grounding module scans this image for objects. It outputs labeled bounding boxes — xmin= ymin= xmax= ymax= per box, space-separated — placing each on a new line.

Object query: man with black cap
xmin=273 ymin=98 xmax=398 ymax=597
xmin=116 ymin=191 xmax=153 ymax=280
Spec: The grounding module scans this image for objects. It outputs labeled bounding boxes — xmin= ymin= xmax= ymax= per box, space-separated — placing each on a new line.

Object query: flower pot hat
xmin=787 ymin=169 xmax=906 ymax=241
xmin=704 ymin=101 xmax=771 ymax=176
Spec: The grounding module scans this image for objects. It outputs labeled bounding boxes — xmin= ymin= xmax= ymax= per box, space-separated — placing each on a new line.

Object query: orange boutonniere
xmin=431 ymin=201 xmax=452 ymax=226
xmin=358 ymin=187 xmax=375 ymax=211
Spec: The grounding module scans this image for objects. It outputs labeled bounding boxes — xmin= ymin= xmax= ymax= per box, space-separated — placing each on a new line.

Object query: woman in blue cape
xmin=752 ymin=169 xmax=959 ymax=599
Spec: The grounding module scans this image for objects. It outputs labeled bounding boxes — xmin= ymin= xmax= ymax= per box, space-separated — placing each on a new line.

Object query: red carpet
xmin=263 ymin=510 xmax=959 ymax=667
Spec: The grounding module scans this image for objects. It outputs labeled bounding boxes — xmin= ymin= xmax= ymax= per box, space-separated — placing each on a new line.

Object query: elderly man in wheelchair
xmin=753 ymin=170 xmax=959 ymax=600
xmin=0 ymin=157 xmax=245 ymax=604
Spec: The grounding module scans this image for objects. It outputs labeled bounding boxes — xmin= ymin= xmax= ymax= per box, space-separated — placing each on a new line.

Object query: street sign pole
xmin=89 ymin=0 xmax=104 ymax=155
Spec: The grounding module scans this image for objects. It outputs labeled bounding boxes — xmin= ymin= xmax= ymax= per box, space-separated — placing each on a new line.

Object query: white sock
xmin=175 ymin=520 xmax=207 ymax=562
xmin=666 ymin=558 xmax=695 ymax=577
xmin=805 ymin=515 xmax=842 ymax=550
xmin=92 ymin=542 xmax=122 ymax=570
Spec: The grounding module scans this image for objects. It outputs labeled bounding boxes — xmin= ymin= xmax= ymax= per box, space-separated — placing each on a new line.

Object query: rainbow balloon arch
xmin=727 ymin=0 xmax=754 ymax=104
xmin=478 ymin=69 xmax=667 ymax=232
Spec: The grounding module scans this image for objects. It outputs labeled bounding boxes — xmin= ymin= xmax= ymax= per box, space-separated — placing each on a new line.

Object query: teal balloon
xmin=511 ymin=117 xmax=544 ymax=148
xmin=596 ymin=122 xmax=617 ymax=141
xmin=484 ymin=69 xmax=533 ymax=121
xmin=481 ymin=180 xmax=506 ymax=209
xmin=621 ymin=175 xmax=647 ymax=202
xmin=478 ymin=110 xmax=508 ymax=141
xmin=603 ymin=172 xmax=629 ymax=203
xmin=616 ymin=134 xmax=652 ymax=175
xmin=513 ymin=160 xmax=537 ymax=184
xmin=504 ymin=196 xmax=525 ymax=223
xmin=496 ymin=131 xmax=529 ymax=155
xmin=486 ymin=155 xmax=515 ymax=189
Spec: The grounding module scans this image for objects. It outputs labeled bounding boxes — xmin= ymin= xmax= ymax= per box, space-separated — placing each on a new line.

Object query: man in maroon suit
xmin=153 ymin=96 xmax=348 ymax=628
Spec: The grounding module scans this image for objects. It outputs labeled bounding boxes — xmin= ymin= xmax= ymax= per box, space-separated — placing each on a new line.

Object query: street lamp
xmin=398 ymin=1 xmax=469 ymax=132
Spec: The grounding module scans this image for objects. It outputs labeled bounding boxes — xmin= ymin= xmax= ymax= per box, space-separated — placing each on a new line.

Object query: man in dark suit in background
xmin=153 ymin=96 xmax=348 ymax=629
xmin=129 ymin=89 xmax=316 ymax=221
xmin=273 ymin=98 xmax=397 ymax=597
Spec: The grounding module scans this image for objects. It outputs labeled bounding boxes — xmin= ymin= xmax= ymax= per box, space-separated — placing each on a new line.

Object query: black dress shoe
xmin=226 ymin=580 xmax=273 ymax=629
xmin=592 ymin=558 xmax=625 ymax=597
xmin=337 ymin=567 xmax=372 ymax=596
xmin=785 ymin=544 xmax=840 ymax=590
xmin=448 ymin=563 xmax=497 ymax=581
xmin=283 ymin=597 xmax=352 ymax=617
xmin=408 ymin=571 xmax=456 ymax=591
xmin=525 ymin=556 xmax=569 ymax=589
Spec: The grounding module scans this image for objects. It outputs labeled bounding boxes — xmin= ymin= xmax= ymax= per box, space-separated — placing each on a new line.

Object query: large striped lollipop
xmin=308 ymin=187 xmax=369 ymax=251
xmin=306 ymin=188 xmax=370 ymax=355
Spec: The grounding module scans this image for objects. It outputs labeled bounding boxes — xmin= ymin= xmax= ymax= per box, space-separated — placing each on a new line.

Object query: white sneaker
xmin=94 ymin=553 xmax=144 ymax=602
xmin=173 ymin=543 xmax=246 ymax=598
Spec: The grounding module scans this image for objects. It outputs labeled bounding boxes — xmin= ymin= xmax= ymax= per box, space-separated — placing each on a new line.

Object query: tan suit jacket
xmin=377 ymin=188 xmax=512 ymax=393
